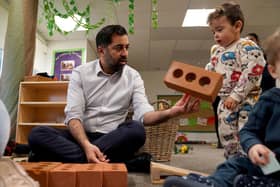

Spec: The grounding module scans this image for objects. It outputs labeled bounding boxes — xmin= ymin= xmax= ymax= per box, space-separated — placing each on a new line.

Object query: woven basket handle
xmin=150 ymin=99 xmax=171 ymax=110
xmin=151 ymin=95 xmax=200 ymax=113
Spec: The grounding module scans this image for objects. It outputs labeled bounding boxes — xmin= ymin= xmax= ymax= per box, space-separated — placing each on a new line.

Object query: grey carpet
xmin=128 ymin=144 xmax=225 ymax=187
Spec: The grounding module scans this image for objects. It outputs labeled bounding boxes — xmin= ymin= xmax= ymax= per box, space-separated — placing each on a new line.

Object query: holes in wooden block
xmin=173 ymin=69 xmax=183 ymax=78
xmin=199 ymin=77 xmax=211 ymax=86
xmin=185 ymin=73 xmax=196 ymax=82
xmin=171 ymin=69 xmax=211 ymax=87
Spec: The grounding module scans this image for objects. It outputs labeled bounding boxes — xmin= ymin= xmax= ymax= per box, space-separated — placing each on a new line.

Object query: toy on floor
xmin=174 ymin=144 xmax=193 ymax=154
xmin=175 ymin=132 xmax=188 ymax=144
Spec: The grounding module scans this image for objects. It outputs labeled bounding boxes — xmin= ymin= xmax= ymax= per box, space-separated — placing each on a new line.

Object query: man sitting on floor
xmin=28 ymin=24 xmax=199 ymax=172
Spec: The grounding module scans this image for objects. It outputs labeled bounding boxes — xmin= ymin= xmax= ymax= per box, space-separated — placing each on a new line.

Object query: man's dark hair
xmin=207 ymin=2 xmax=245 ymax=32
xmin=95 ymin=25 xmax=128 ymax=48
xmin=247 ymin=33 xmax=260 ymax=44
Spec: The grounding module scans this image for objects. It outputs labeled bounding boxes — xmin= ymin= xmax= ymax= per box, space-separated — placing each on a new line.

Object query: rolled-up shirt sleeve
xmin=64 ymin=69 xmax=86 ymax=125
xmin=131 ymin=73 xmax=154 ymax=123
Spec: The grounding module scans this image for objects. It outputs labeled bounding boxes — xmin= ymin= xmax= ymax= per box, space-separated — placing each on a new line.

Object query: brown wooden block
xmin=164 ymin=61 xmax=223 ymax=102
xmin=102 ymin=163 xmax=127 ymax=187
xmin=19 ymin=162 xmax=62 ymax=187
xmin=73 ymin=164 xmax=103 ymax=187
xmin=150 ymin=162 xmax=208 ymax=184
xmin=49 ymin=163 xmax=76 ymax=187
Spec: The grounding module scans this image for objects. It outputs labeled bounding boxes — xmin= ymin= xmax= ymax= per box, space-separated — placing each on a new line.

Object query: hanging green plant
xmin=41 ymin=0 xmax=159 ymax=36
xmin=42 ymin=0 xmax=106 ymax=36
xmin=128 ymin=0 xmax=135 ymax=34
xmin=125 ymin=0 xmax=159 ymax=33
xmin=111 ymin=0 xmax=135 ymax=34
xmin=151 ymin=0 xmax=158 ymax=29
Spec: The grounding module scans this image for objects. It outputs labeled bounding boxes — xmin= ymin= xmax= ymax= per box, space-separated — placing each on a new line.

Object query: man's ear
xmin=97 ymin=46 xmax=104 ymax=55
xmin=267 ymin=64 xmax=278 ymax=79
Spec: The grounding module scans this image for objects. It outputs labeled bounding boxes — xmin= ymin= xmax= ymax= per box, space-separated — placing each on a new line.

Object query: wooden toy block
xmin=150 ymin=162 xmax=208 ymax=184
xmin=164 ymin=61 xmax=223 ymax=102
xmin=49 ymin=163 xmax=76 ymax=187
xmin=102 ymin=163 xmax=128 ymax=187
xmin=19 ymin=162 xmax=62 ymax=187
xmin=74 ymin=164 xmax=103 ymax=187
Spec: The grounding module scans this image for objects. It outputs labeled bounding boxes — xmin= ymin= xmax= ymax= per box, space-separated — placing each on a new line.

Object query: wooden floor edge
xmin=150 ymin=162 xmax=209 ymax=184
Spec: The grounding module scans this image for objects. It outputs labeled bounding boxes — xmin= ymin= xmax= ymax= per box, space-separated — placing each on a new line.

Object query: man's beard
xmin=112 ymin=63 xmax=125 ymax=72
xmin=111 ymin=58 xmax=127 ymax=72
xmin=112 ymin=58 xmax=127 ymax=72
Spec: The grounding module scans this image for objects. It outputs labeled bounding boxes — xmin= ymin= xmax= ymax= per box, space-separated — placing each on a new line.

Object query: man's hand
xmin=170 ymin=93 xmax=200 ymax=117
xmin=143 ymin=93 xmax=199 ymax=125
xmin=248 ymin=144 xmax=271 ymax=166
xmin=224 ymin=96 xmax=238 ymax=110
xmin=68 ymin=119 xmax=109 ymax=163
xmin=84 ymin=142 xmax=109 ymax=163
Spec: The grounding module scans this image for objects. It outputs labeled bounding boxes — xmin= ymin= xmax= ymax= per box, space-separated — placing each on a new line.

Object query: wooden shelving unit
xmin=16 ymin=81 xmax=69 ymax=144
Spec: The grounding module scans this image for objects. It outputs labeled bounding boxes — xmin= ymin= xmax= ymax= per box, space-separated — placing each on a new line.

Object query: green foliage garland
xmin=43 ymin=0 xmax=105 ymax=36
xmin=128 ymin=0 xmax=135 ymax=34
xmin=42 ymin=0 xmax=158 ymax=35
xmin=151 ymin=0 xmax=158 ymax=29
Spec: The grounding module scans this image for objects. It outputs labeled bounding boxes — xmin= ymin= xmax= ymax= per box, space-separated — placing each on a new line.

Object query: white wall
xmin=140 ymin=70 xmax=181 ymax=102
xmin=47 ymin=39 xmax=87 ymax=75
xmin=33 ymin=34 xmax=48 ymax=74
xmin=34 ymin=38 xmax=87 ymax=75
xmin=86 ymin=39 xmax=97 ymax=62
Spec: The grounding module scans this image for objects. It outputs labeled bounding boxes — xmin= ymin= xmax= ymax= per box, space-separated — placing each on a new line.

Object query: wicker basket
xmin=143 ymin=118 xmax=178 ymax=161
xmin=143 ymin=100 xmax=179 ymax=161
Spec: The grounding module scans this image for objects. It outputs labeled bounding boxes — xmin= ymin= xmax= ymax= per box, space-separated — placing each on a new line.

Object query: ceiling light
xmin=54 ymin=14 xmax=87 ymax=32
xmin=182 ymin=9 xmax=214 ymax=27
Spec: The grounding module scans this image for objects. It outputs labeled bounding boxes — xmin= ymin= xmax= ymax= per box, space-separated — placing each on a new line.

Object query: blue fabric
xmin=260 ymin=63 xmax=275 ymax=93
xmin=208 ymin=88 xmax=280 ymax=186
xmin=209 ymin=155 xmax=263 ymax=187
xmin=234 ymin=174 xmax=280 ymax=187
xmin=240 ymin=87 xmax=280 ymax=160
xmin=164 ymin=174 xmax=213 ymax=187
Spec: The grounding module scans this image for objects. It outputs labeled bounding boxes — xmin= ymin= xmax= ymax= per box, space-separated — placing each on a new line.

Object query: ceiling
xmin=37 ymin=0 xmax=280 ymax=71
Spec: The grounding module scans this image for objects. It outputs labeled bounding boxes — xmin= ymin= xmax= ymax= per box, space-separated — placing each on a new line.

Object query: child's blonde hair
xmin=207 ymin=1 xmax=244 ymax=32
xmin=264 ymin=28 xmax=280 ymax=66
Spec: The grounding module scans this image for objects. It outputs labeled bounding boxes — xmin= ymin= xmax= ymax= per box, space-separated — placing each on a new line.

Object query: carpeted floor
xmin=128 ymin=144 xmax=225 ymax=187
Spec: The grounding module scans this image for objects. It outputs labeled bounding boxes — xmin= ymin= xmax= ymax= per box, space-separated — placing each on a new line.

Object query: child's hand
xmin=248 ymin=144 xmax=271 ymax=166
xmin=223 ymin=96 xmax=238 ymax=110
